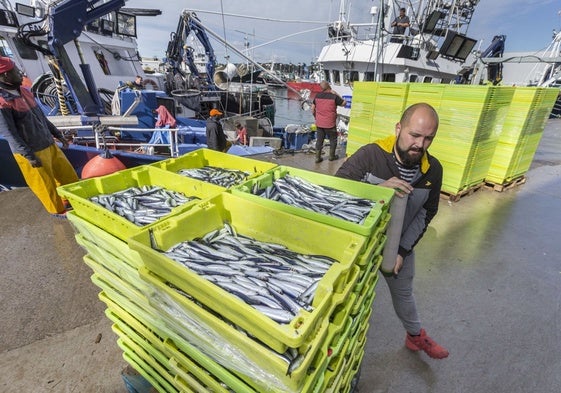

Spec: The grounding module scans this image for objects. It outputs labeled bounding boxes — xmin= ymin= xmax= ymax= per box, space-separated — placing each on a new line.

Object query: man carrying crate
xmin=336 ymin=102 xmax=449 ymax=359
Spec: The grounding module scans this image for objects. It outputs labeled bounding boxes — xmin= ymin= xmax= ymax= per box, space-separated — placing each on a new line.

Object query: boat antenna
xmin=219 ymin=0 xmax=230 ymax=60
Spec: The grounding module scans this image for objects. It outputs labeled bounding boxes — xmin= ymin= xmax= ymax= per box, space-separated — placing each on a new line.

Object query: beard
xmin=395 ymin=144 xmax=424 ymax=167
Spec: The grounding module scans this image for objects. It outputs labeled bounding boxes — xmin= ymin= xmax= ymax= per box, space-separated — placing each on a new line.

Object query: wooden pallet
xmin=440 ymin=182 xmax=484 ymax=202
xmin=484 ymin=176 xmax=526 ymax=192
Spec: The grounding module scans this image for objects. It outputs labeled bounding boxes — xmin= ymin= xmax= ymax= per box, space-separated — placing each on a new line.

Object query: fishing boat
xmin=0 ymin=0 xmax=281 ymax=186
xmin=316 ymin=0 xmax=491 ymax=119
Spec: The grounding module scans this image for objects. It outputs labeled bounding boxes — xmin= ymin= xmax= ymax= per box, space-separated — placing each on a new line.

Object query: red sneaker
xmin=405 ymin=329 xmax=449 ymax=359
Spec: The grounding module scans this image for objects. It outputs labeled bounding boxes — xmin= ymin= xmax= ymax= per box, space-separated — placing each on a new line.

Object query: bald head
xmin=320 ymin=81 xmax=330 ymax=91
xmin=394 ymin=102 xmax=439 ymax=167
xmin=400 ymin=102 xmax=439 ymax=129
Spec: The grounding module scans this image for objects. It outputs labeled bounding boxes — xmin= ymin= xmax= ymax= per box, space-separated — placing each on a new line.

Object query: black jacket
xmin=0 ymin=87 xmax=64 ymax=161
xmin=206 ymin=117 xmax=227 ymax=151
xmin=336 ymin=135 xmax=443 ymax=257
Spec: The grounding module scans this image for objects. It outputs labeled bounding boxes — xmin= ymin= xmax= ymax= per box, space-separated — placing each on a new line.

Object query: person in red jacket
xmin=0 ymin=57 xmax=78 ymax=218
xmin=234 ymin=122 xmax=248 ymax=146
xmin=311 ymin=81 xmax=346 ymax=163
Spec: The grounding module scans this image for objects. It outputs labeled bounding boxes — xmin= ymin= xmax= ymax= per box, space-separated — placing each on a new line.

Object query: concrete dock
xmin=1 ymin=119 xmax=560 ymax=392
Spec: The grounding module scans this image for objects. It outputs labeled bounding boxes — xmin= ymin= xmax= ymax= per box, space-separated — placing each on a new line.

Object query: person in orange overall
xmin=0 ymin=57 xmax=78 ymax=218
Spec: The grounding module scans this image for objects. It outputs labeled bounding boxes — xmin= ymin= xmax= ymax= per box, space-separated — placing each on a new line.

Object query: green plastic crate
xmin=151 ymin=148 xmax=277 ymax=187
xmin=102 ymin=284 xmax=259 ymax=393
xmin=340 ymin=347 xmax=366 ymax=392
xmin=77 ymin=236 xmax=149 ymax=294
xmin=105 ymin=309 xmax=168 ymax=360
xmin=68 ymin=211 xmax=143 ymax=268
xmin=232 ymin=165 xmax=394 ymax=237
xmin=164 ymin=340 xmax=257 ymax=393
xmin=90 ymin=268 xmax=150 ymax=312
xmin=121 ymin=352 xmax=169 ymax=393
xmin=323 ymin=340 xmax=350 ymax=393
xmin=351 ymin=273 xmax=379 ymax=316
xmin=118 ymin=338 xmax=178 ymax=393
xmin=140 ymin=266 xmax=354 ymax=393
xmin=168 ymin=356 xmax=230 ymax=393
xmin=112 ymin=324 xmax=174 ymax=386
xmin=128 ymin=192 xmax=366 ymax=352
xmin=58 ymin=165 xmax=224 ymax=241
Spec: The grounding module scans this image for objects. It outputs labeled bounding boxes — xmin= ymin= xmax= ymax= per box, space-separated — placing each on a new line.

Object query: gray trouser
xmin=382 ymin=251 xmax=421 ymax=335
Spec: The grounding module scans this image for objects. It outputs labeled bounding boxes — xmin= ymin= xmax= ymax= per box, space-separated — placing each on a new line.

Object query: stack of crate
xmin=486 ymin=87 xmax=559 ymax=184
xmin=58 ymin=151 xmax=394 ymax=392
xmin=347 ymin=83 xmax=558 ymax=196
xmin=346 ymin=82 xmax=409 ymax=156
xmin=430 ymin=85 xmax=515 ymax=193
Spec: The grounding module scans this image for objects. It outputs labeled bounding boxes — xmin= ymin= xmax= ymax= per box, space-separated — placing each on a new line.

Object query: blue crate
xmin=284 ymin=132 xmax=311 ymax=150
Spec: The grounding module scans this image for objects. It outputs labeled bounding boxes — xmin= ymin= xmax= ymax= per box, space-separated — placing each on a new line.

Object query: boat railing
xmin=57 ymin=125 xmax=180 ymax=158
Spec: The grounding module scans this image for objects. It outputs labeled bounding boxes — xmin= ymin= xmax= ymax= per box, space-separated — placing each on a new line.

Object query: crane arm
xmin=46 ymin=0 xmax=126 ymax=115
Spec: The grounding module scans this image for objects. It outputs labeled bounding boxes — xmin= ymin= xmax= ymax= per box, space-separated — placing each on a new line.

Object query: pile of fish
xmin=162 ymin=223 xmax=338 ymax=325
xmin=251 ymin=174 xmax=374 ymax=224
xmin=90 ymin=185 xmax=196 ymax=226
xmin=177 ymin=166 xmax=250 ymax=187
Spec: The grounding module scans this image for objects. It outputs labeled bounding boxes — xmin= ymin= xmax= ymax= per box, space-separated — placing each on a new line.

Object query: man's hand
xmin=393 ymin=254 xmax=404 ymax=276
xmin=29 ymin=157 xmax=42 ymax=168
xmin=380 ymin=176 xmax=413 ymax=197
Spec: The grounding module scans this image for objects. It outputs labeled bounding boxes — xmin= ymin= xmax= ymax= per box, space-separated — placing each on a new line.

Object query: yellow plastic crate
xmin=58 ymin=165 xmax=224 ymax=241
xmin=128 ymin=192 xmax=366 ymax=352
xmin=231 ymin=165 xmax=394 ymax=237
xmin=112 ymin=323 xmax=173 ymax=383
xmin=77 ymin=236 xmax=149 ymax=293
xmin=121 ymin=351 xmax=171 ymax=393
xmin=351 ymin=273 xmax=379 ymax=316
xmin=67 ymin=211 xmax=143 ymax=268
xmin=164 ymin=340 xmax=257 ymax=393
xmin=118 ymin=337 xmax=178 ymax=393
xmin=150 ymin=148 xmax=277 ymax=187
xmin=140 ymin=266 xmax=353 ymax=393
xmin=169 ymin=356 xmax=230 ymax=393
xmin=102 ymin=285 xmax=259 ymax=393
xmin=105 ymin=309 xmax=168 ymax=359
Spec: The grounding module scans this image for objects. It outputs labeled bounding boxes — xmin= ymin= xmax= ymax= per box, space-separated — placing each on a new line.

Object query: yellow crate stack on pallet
xmin=486 ymin=87 xmax=559 ymax=184
xmin=347 ymin=83 xmax=558 ymax=195
xmin=346 ymin=82 xmax=409 ymax=156
xmin=58 ymin=150 xmax=394 ymax=393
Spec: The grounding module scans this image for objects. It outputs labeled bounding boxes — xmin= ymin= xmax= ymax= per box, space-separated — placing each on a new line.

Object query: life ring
xmin=142 ymin=78 xmax=158 ymax=90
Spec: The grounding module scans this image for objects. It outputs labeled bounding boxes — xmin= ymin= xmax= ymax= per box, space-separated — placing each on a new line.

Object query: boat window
xmin=0 ymin=36 xmax=13 ymax=57
xmin=323 ymin=69 xmax=329 ymax=82
xmin=13 ymin=37 xmax=38 ymax=60
xmin=344 ymin=71 xmax=359 ymax=84
xmin=409 ymin=75 xmax=418 ymax=82
xmin=94 ymin=49 xmax=111 ymax=75
xmin=423 ymin=76 xmax=433 ymax=83
xmin=333 ymin=70 xmax=341 ymax=84
xmin=441 ymin=78 xmax=452 ymax=84
xmin=364 ymin=72 xmax=375 ymax=82
xmin=382 ymin=73 xmax=396 ymax=82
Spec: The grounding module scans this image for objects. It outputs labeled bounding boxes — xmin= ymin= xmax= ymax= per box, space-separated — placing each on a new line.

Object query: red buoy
xmin=81 ymin=149 xmax=126 ymax=179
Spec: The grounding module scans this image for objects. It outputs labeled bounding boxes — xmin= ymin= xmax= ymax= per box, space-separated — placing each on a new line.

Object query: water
xmin=268 ymin=87 xmax=315 ymax=129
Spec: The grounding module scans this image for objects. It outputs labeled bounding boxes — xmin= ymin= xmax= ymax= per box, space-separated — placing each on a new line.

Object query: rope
xmin=48 ymin=58 xmax=69 ymax=115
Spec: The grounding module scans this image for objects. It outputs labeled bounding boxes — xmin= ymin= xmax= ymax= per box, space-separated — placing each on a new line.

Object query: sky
xmin=126 ymin=0 xmax=561 ymax=64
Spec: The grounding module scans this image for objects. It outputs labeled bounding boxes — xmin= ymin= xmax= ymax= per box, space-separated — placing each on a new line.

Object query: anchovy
xmin=90 ymin=186 xmax=197 ymax=226
xmin=160 ymin=223 xmax=339 ymax=324
xmin=177 ymin=165 xmax=250 ymax=188
xmin=252 ymin=174 xmax=375 ymax=224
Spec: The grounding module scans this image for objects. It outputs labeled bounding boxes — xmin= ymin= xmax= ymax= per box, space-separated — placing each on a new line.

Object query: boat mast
xmin=373 ymin=0 xmax=384 ymax=80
